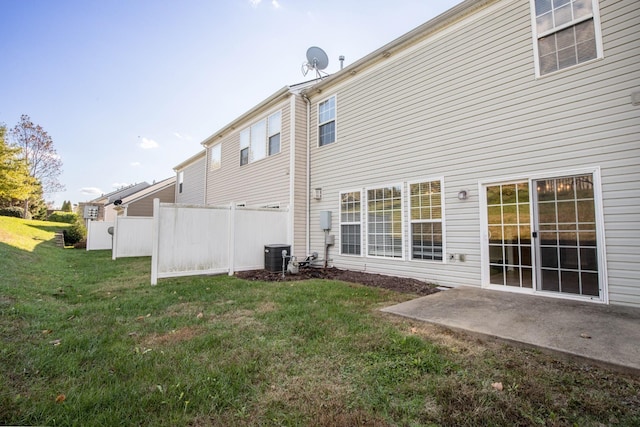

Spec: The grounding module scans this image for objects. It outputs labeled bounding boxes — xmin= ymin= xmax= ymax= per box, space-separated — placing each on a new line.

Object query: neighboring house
xmin=79 ymin=182 xmax=150 ymax=222
xmin=106 ymin=177 xmax=176 ymax=218
xmin=200 ymin=81 xmax=314 ymax=257
xmin=174 ymin=150 xmax=206 ymax=204
xmin=300 ymin=0 xmax=640 ymax=307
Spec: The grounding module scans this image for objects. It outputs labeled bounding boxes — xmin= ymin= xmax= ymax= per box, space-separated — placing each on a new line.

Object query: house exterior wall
xmin=204 ymin=93 xmax=308 ymax=257
xmin=126 ymin=185 xmax=176 ymax=217
xmin=176 ymin=155 xmax=206 ymax=204
xmin=104 ymin=204 xmax=117 ymax=222
xmin=306 ymin=0 xmax=640 ymax=306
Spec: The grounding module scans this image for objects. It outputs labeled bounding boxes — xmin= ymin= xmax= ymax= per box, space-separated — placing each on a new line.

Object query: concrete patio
xmin=382 ymin=286 xmax=640 ymax=375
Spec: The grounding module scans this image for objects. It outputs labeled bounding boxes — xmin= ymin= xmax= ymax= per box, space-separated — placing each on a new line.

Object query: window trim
xmin=209 ymin=143 xmax=222 ymax=171
xmin=268 ymin=111 xmax=282 ymax=156
xmin=408 ymin=177 xmax=446 ymax=263
xmin=365 ymin=183 xmax=405 ymax=260
xmin=529 ymin=0 xmax=604 ymax=78
xmin=339 ymin=189 xmax=363 ymax=257
xmin=177 ymin=171 xmax=184 ymax=194
xmin=317 ymin=95 xmax=337 ymax=147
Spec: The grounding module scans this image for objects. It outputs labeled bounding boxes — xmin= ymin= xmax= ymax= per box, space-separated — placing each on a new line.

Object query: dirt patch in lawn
xmin=235 ymin=267 xmax=439 ymax=296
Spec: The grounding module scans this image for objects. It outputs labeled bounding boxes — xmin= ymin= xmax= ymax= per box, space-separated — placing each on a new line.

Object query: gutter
xmin=172 ymin=149 xmax=206 ymax=172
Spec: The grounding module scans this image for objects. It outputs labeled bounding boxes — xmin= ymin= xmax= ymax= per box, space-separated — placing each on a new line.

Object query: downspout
xmin=303 ymin=92 xmax=311 ymax=255
xmin=203 ymin=150 xmax=209 ymax=205
xmin=288 ymin=94 xmax=296 ymax=253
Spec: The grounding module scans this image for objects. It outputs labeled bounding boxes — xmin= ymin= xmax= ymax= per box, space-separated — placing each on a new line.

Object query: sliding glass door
xmin=484 ymin=172 xmax=603 ymax=300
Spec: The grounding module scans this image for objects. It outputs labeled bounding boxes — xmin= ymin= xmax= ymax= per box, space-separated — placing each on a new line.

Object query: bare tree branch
xmin=10 ymin=114 xmax=65 ymax=195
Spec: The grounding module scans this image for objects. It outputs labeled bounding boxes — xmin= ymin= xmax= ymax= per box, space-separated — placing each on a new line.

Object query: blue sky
xmin=0 ymin=0 xmax=462 ymax=208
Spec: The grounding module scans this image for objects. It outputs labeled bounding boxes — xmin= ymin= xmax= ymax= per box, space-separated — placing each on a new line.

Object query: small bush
xmin=48 ymin=211 xmax=78 ymax=224
xmin=0 ymin=206 xmax=25 ymax=218
xmin=63 ymin=219 xmax=86 ymax=246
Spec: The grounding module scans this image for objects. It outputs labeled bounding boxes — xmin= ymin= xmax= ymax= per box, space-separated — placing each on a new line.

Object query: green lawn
xmin=1 ymin=216 xmax=639 ymax=426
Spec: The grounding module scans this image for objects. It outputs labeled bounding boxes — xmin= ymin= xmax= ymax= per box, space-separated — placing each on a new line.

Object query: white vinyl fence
xmin=112 ymin=216 xmax=154 ymax=259
xmin=151 ymin=200 xmax=289 ymax=285
xmin=86 ymin=221 xmax=114 ymax=251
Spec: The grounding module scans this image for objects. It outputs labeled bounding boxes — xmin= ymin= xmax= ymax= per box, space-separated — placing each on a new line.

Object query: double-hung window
xmin=210 ymin=143 xmax=221 ymax=170
xmin=240 ymin=129 xmax=250 ymax=166
xmin=340 ymin=191 xmax=361 ymax=255
xmin=367 ymin=185 xmax=403 ymax=258
xmin=239 ymin=110 xmax=282 ymax=165
xmin=268 ymin=111 xmax=281 ymax=156
xmin=318 ymin=96 xmax=336 ymax=147
xmin=178 ymin=171 xmax=184 ymax=193
xmin=531 ymin=0 xmax=601 ymax=76
xmin=409 ymin=180 xmax=443 ymax=261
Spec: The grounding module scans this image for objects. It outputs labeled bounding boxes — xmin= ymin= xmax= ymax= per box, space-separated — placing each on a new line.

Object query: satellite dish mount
xmin=302 ymin=46 xmax=329 ymax=79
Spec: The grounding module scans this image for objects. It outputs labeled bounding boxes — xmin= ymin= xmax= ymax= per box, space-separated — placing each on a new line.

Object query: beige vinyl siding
xmin=205 ymin=94 xmax=310 ymax=257
xmin=126 ymin=185 xmax=176 ymax=217
xmin=307 ymin=0 xmax=640 ymax=306
xmin=206 ymin=98 xmax=291 ymax=206
xmin=176 ymin=156 xmax=206 ymax=204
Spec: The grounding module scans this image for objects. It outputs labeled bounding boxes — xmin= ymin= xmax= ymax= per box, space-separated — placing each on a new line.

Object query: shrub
xmin=0 ymin=206 xmax=25 ymax=218
xmin=48 ymin=211 xmax=78 ymax=224
xmin=63 ymin=219 xmax=86 ymax=246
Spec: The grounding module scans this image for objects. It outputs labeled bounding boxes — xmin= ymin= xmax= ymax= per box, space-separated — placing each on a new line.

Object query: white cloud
xmin=112 ymin=182 xmax=130 ymax=189
xmin=249 ymin=0 xmax=280 ymax=9
xmin=173 ymin=132 xmax=192 ymax=141
xmin=80 ymin=187 xmax=103 ymax=195
xmin=130 ymin=161 xmax=141 ymax=167
xmin=139 ymin=137 xmax=159 ymax=149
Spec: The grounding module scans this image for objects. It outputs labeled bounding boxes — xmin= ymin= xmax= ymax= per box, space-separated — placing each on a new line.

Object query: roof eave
xmin=173 ymin=149 xmax=206 ymax=172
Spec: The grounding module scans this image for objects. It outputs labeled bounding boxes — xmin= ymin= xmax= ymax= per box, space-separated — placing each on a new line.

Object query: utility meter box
xmin=320 ymin=211 xmax=332 ymax=231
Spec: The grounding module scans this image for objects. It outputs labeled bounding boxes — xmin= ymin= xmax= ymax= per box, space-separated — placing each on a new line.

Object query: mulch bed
xmin=235 ymin=267 xmax=439 ymax=296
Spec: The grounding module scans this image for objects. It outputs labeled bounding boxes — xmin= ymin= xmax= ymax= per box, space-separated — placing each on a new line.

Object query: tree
xmin=0 ymin=125 xmax=35 ymax=204
xmin=10 ymin=115 xmax=64 ymax=217
xmin=61 ymin=200 xmax=72 ymax=212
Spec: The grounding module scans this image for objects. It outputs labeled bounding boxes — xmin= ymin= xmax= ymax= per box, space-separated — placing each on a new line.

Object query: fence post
xmin=150 ymin=198 xmax=160 ymax=285
xmin=86 ymin=220 xmax=92 ymax=251
xmin=228 ymin=203 xmax=235 ymax=276
xmin=111 ymin=215 xmax=118 ymax=260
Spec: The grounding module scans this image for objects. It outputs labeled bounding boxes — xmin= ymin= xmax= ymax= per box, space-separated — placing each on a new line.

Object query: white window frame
xmin=339 ymin=190 xmax=363 ymax=256
xmin=268 ymin=111 xmax=281 ymax=156
xmin=365 ymin=183 xmax=405 ymax=260
xmin=177 ymin=171 xmax=184 ymax=194
xmin=408 ymin=178 xmax=446 ymax=262
xmin=239 ymin=109 xmax=283 ymax=165
xmin=478 ymin=166 xmax=608 ymax=304
xmin=317 ymin=95 xmax=336 ymax=147
xmin=209 ymin=143 xmax=221 ymax=171
xmin=529 ymin=0 xmax=604 ymax=78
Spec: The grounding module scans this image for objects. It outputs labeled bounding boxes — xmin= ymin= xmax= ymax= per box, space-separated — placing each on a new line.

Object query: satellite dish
xmin=302 ymin=46 xmax=329 ymax=79
xmin=306 ymin=46 xmax=329 ymax=71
